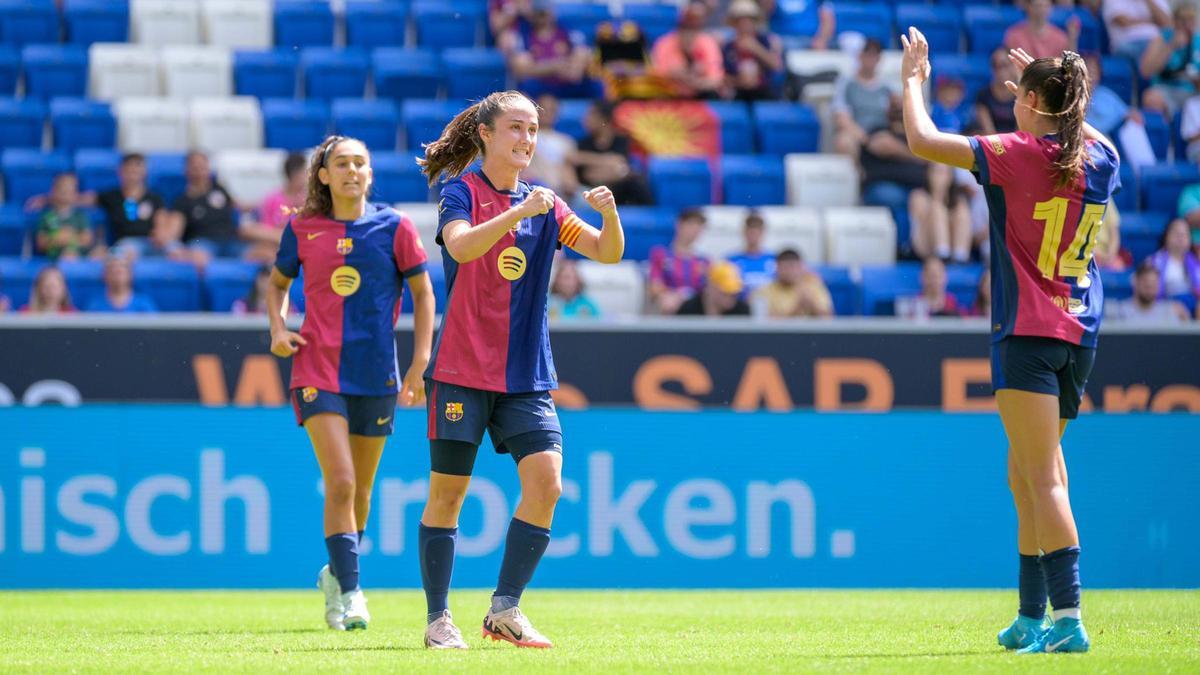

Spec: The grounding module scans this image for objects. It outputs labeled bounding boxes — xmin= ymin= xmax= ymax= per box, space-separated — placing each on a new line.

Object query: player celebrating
xmin=267 ymin=135 xmax=435 ymax=631
xmin=413 ymin=90 xmax=624 ymax=650
xmin=899 ymin=31 xmax=1119 ymax=654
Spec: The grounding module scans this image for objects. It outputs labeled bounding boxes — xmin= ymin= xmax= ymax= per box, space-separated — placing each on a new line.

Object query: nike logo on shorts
xmin=376 ymin=416 xmax=391 ymax=425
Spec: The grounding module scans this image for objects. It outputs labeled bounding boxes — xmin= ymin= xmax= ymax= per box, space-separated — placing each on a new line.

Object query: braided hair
xmin=1019 ymin=51 xmax=1092 ymax=190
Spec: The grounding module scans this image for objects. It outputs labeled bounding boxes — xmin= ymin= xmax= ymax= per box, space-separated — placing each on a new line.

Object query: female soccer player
xmin=266 ymin=135 xmax=435 ymax=631
xmin=414 ymin=90 xmax=624 ymax=649
xmin=900 ymin=30 xmax=1120 ymax=654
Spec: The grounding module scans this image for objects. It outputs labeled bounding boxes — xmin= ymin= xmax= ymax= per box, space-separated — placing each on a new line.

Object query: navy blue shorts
xmin=426 ymin=379 xmax=561 ymax=453
xmin=292 ymin=387 xmax=396 ymax=436
xmin=991 ymin=336 xmax=1097 ymax=420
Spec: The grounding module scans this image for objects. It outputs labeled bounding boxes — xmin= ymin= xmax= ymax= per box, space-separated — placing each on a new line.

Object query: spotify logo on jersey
xmin=330 ymin=265 xmax=361 ymax=296
xmin=498 ymin=246 xmax=526 ymax=281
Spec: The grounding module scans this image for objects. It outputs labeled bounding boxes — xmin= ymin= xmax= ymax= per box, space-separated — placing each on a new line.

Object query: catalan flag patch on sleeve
xmin=557 ymin=214 xmax=586 ymax=249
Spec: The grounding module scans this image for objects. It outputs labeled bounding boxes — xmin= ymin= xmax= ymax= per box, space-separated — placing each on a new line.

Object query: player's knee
xmin=427 ymin=484 xmax=468 ymax=515
xmin=1023 ymin=469 xmax=1065 ymax=498
xmin=524 ymin=473 xmax=562 ymax=508
xmin=325 ymin=475 xmax=356 ymax=507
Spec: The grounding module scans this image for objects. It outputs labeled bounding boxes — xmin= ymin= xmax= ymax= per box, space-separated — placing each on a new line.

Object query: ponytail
xmin=1018 ymin=51 xmax=1092 ymax=190
xmin=417 ymin=90 xmax=536 ymax=186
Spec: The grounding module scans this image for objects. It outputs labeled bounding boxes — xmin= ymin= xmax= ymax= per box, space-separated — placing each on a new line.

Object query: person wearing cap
xmin=832 ymin=38 xmax=898 ymax=157
xmin=508 ymin=0 xmax=599 ymax=99
xmin=650 ymin=0 xmax=726 ymax=99
xmin=676 ymin=261 xmax=752 ymax=316
xmin=721 ymin=0 xmax=784 ymax=101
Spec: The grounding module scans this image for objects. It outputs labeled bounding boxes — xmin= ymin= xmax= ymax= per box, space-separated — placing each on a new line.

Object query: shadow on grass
xmin=107 ymin=628 xmax=326 ymax=636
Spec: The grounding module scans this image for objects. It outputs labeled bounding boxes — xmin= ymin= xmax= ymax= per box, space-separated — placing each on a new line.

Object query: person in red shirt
xmin=1004 ymin=0 xmax=1080 ymax=60
xmin=650 ymin=1 xmax=725 ymax=98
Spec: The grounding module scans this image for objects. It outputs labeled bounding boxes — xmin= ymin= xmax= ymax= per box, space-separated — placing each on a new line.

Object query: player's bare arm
xmin=569 ymin=185 xmax=625 ymax=264
xmin=900 ymin=27 xmax=975 ymax=170
xmin=441 ymin=187 xmax=554 ymax=263
xmin=267 ymin=267 xmax=305 ymax=357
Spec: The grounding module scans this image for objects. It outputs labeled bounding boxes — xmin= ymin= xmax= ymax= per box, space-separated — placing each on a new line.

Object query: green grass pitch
xmin=1 ymin=590 xmax=1196 ymax=673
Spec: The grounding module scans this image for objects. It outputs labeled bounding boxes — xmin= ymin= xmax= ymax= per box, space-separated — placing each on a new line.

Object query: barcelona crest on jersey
xmin=336 ymin=237 xmax=353 ymax=255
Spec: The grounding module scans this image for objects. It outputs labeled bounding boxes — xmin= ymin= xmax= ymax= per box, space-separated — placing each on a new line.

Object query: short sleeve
xmin=436 ymin=180 xmax=473 ymax=246
xmin=274 ymin=220 xmax=300 ymax=278
xmin=392 ymin=211 xmax=429 ymax=278
xmin=969 ymin=131 xmax=1029 ymax=187
xmin=554 ymin=195 xmax=586 ymax=250
xmin=1178 ymin=184 xmax=1200 ymax=217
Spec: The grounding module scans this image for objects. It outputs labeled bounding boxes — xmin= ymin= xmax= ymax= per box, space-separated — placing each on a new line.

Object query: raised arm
xmin=441 ymin=188 xmax=550 ymax=263
xmin=899 ymin=28 xmax=975 ymax=170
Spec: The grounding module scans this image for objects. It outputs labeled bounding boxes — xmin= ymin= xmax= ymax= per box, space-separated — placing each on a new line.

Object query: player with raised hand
xmin=899 ymin=29 xmax=1119 ymax=654
xmin=267 ymin=135 xmax=436 ymax=631
xmin=414 ymin=90 xmax=624 ymax=650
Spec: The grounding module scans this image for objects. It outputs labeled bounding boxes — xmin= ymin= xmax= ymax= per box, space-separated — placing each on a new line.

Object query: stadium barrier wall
xmin=2 ymin=406 xmax=1196 ymax=589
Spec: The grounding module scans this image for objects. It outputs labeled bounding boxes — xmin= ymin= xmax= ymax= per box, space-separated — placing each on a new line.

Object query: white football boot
xmin=424 ymin=610 xmax=469 ymax=649
xmin=316 ymin=565 xmax=345 ymax=630
xmin=341 ymin=588 xmax=370 ymax=630
xmin=481 ymin=605 xmax=553 ymax=648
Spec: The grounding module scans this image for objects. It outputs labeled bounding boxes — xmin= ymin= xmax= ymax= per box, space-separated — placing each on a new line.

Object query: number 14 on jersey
xmin=1033 ymin=197 xmax=1106 ymax=287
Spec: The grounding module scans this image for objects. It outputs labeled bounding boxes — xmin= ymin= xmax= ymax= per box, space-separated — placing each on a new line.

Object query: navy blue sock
xmin=1018 ymin=554 xmax=1047 ymax=620
xmin=1040 ymin=546 xmax=1081 ymax=613
xmin=324 ymin=533 xmax=359 ymax=593
xmin=357 ymin=530 xmax=364 ymax=545
xmin=419 ymin=523 xmax=457 ymax=622
xmin=494 ymin=518 xmax=551 ymax=606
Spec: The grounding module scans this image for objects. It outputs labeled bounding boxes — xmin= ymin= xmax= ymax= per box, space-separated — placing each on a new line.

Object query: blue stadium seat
xmin=373 ymin=48 xmax=443 ymax=101
xmin=946 ymin=263 xmax=983 ymax=311
xmin=369 ymin=152 xmax=429 ymax=203
xmin=0 ymin=97 xmax=46 ymax=149
xmin=234 ymin=50 xmax=299 ymax=100
xmin=345 ymin=0 xmax=408 ymax=49
xmin=932 ymin=53 xmax=991 ymax=102
xmin=0 ymin=46 xmax=16 ymax=95
xmin=332 ymin=98 xmax=399 ymax=152
xmin=1120 ymin=211 xmax=1170 ymax=264
xmin=721 ymin=155 xmax=785 ymax=206
xmin=1171 ymin=107 xmax=1185 ymax=160
xmin=0 ymin=0 xmax=60 ymax=48
xmin=262 ymin=98 xmax=330 ymax=151
xmin=555 ymin=98 xmax=591 ymax=141
xmin=0 ymin=205 xmax=28 ymax=256
xmin=1113 ymin=161 xmax=1137 ymax=212
xmin=813 ymin=265 xmax=857 ymax=315
xmin=1100 ymin=56 xmax=1136 ymax=105
xmin=753 ymin=102 xmax=819 ymax=154
xmin=622 ymin=4 xmax=678 ymax=44
xmin=133 ymin=259 xmax=201 ymax=311
xmin=400 ymin=256 xmax=446 ymax=314
xmin=301 ymin=47 xmax=369 ymax=101
xmin=833 ymin=2 xmax=894 ymax=47
xmin=50 ymin=98 xmax=115 ymax=152
xmin=554 ymin=2 xmax=612 ymax=44
xmin=861 ymin=262 xmax=922 ymax=316
xmin=57 ymin=259 xmax=104 ymax=308
xmin=146 ymin=152 xmax=186 ymax=206
xmin=648 ymin=158 xmax=712 ymax=209
xmin=441 ymin=48 xmax=507 ymax=102
xmin=1140 ymin=164 xmax=1200 ymax=213
xmin=412 ymin=1 xmax=484 ymax=49
xmin=0 ymin=256 xmax=46 ymax=306
xmin=1102 ymin=268 xmax=1133 ymax=301
xmin=607 ymin=206 xmax=674 ymax=261
xmin=1051 ymin=7 xmax=1101 ymax=53
xmin=21 ymin=45 xmax=88 ymax=99
xmin=274 ymin=0 xmax=334 ymax=48
xmin=1143 ymin=110 xmax=1170 ymax=162
xmin=2 ymin=149 xmax=70 ymax=206
xmin=402 ymin=99 xmax=462 ymax=151
xmin=204 ymin=259 xmax=260 ymax=311
xmin=708 ymin=101 xmax=754 ymax=154
xmin=73 ymin=148 xmax=121 ymax=193
xmin=963 ymin=5 xmax=1023 ymax=55
xmin=64 ymin=0 xmax=129 ymax=46
xmin=894 ymin=4 xmax=961 ymax=54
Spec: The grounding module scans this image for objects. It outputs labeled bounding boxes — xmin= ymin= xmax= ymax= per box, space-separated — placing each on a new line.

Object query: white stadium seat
xmin=785 ymin=153 xmax=860 ymax=208
xmin=212 ymin=148 xmax=287 ymax=208
xmin=161 ymin=46 xmax=232 ymax=99
xmin=757 ymin=205 xmax=824 ymax=264
xmin=696 ymin=205 xmax=750 ymax=260
xmin=575 ymin=260 xmax=644 ymax=317
xmin=202 ymin=0 xmax=273 ymax=49
xmin=823 ymin=206 xmax=896 ymax=266
xmin=115 ymin=97 xmax=189 ymax=152
xmin=699 ymin=205 xmax=750 ymax=232
xmin=190 ymin=97 xmax=262 ymax=153
xmin=394 ymin=202 xmax=440 ymax=262
xmin=89 ymin=44 xmax=160 ymax=99
xmin=131 ymin=0 xmax=201 ymax=46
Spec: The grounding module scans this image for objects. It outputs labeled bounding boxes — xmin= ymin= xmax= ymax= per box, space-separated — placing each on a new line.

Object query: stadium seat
xmin=1140 ymin=164 xmax=1200 ymax=213
xmin=554 ymin=98 xmax=591 ymax=142
xmin=373 ymin=48 xmax=443 ymax=102
xmin=202 ymin=0 xmax=272 ymax=49
xmin=932 ymin=53 xmax=991 ymax=102
xmin=707 ymin=101 xmax=754 ymax=154
xmin=758 ymin=205 xmax=824 ymax=265
xmin=812 ymin=265 xmax=857 ymax=315
xmin=2 ymin=149 xmax=70 ymax=207
xmin=441 ymin=48 xmax=507 ymax=102
xmin=394 ymin=201 xmax=439 ymax=250
xmin=50 ymin=97 xmax=115 ymax=152
xmin=753 ymin=102 xmax=819 ymax=154
xmin=823 ymin=206 xmax=897 ymax=266
xmin=554 ymin=2 xmax=612 ymax=44
xmin=132 ymin=259 xmax=202 ymax=311
xmin=73 ymin=148 xmax=121 ymax=193
xmin=402 ymin=99 xmax=461 ymax=151
xmin=1100 ymin=56 xmax=1136 ymax=105
xmin=22 ymin=45 xmax=89 ymax=100
xmin=400 ymin=257 xmax=446 ymax=314
xmin=131 ymin=0 xmax=201 ymax=46
xmin=0 ymin=206 xmax=28 ymax=256
xmin=204 ymin=258 xmax=260 ymax=311
xmin=694 ymin=206 xmax=747 ymax=261
xmin=575 ymin=260 xmax=644 ymax=316
xmin=946 ymin=263 xmax=984 ymax=311
xmin=370 ymin=152 xmax=430 ymax=203
xmin=621 ymin=4 xmax=677 ymax=44
xmin=161 ymin=46 xmax=234 ymax=99
xmin=1113 ymin=161 xmax=1137 ymax=212
xmin=784 ymin=153 xmax=859 ymax=208
xmin=0 ymin=256 xmax=47 ymax=305
xmin=345 ymin=1 xmax=408 ymax=49
xmin=699 ymin=205 xmax=750 ymax=232
xmin=412 ymin=1 xmax=484 ymax=50
xmin=963 ymin=5 xmax=1023 ymax=54
xmin=596 ymin=205 xmax=673 ymax=261
xmin=189 ymin=97 xmax=263 ymax=153
xmin=860 ymin=262 xmax=922 ymax=316
xmin=1102 ymin=268 xmax=1134 ymax=301
xmin=1120 ymin=211 xmax=1170 ymax=264
xmin=832 ymin=2 xmax=894 ymax=47
xmin=0 ymin=98 xmax=47 ymax=150
xmin=146 ymin=152 xmax=185 ymax=204
xmin=721 ymin=155 xmax=786 ymax=207
xmin=261 ymin=98 xmax=330 ymax=151
xmin=300 ymin=47 xmax=369 ymax=101
xmin=1143 ymin=110 xmax=1170 ymax=162
xmin=894 ymin=4 xmax=961 ymax=54
xmin=57 ymin=259 xmax=108 ymax=306
xmin=0 ymin=47 xmax=16 ymax=96
xmin=114 ymin=98 xmax=189 ymax=153
xmin=64 ymin=0 xmax=130 ymax=46
xmin=213 ymin=148 xmax=286 ymax=209
xmin=0 ymin=0 xmax=59 ymax=48
xmin=274 ymin=0 xmax=334 ymax=48
xmin=89 ymin=44 xmax=160 ymax=99
xmin=332 ymin=99 xmax=399 ymax=152
xmin=1051 ymin=7 xmax=1101 ymax=53
xmin=648 ymin=158 xmax=713 ymax=209
xmin=234 ymin=49 xmax=299 ymax=100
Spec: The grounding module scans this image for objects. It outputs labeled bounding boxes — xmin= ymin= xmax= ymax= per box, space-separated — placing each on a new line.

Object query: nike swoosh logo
xmin=505 ymin=625 xmax=523 ymax=641
xmin=376 ymin=416 xmax=391 ymax=425
xmin=481 ymin=201 xmax=494 ymax=208
xmin=1045 ymin=636 xmax=1072 ymax=652
xmin=307 ymin=232 xmax=325 ymax=240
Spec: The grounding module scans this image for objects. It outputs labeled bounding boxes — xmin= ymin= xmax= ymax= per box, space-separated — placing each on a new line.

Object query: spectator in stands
xmin=753 ymin=248 xmax=833 ymax=318
xmin=256 ymin=152 xmax=306 ymax=232
xmin=897 ymin=258 xmax=965 ymax=319
xmin=0 ymin=273 xmax=10 ymax=313
xmin=85 ymin=255 xmax=157 ymax=313
xmin=973 ymin=269 xmax=991 ymax=317
xmin=1107 ymin=260 xmax=1191 ymax=321
xmin=21 ymin=265 xmax=74 ymax=314
xmin=976 ymin=48 xmax=1019 ymax=135
xmin=1093 ymin=202 xmax=1130 ymax=271
xmin=593 ymin=19 xmax=661 ymax=100
xmin=231 ymin=265 xmax=271 ymax=315
xmin=573 ymin=102 xmax=654 ymax=205
xmin=1177 ymin=181 xmax=1200 ymax=228
xmin=931 ymin=75 xmax=971 ymax=133
xmin=172 ymin=151 xmax=241 ymax=265
xmin=650 ymin=1 xmax=725 ymax=99
xmin=1139 ymin=1 xmax=1200 ymax=116
xmin=1104 ymin=0 xmax=1171 ymax=62
xmin=648 ymin=208 xmax=709 ymax=314
xmin=490 ymin=0 xmax=533 ymax=51
xmin=97 ymin=153 xmax=181 ymax=260
xmin=525 ymin=94 xmax=579 ymax=197
xmin=721 ymin=0 xmax=784 ymax=101
xmin=727 ymin=211 xmax=775 ymax=291
xmin=1178 ymin=94 xmax=1200 ymax=162
xmin=832 ymin=38 xmax=895 ymax=158
xmin=1150 ymin=218 xmax=1200 ymax=298
xmin=35 ymin=173 xmax=94 ymax=261
xmin=1004 ymin=0 xmax=1079 ymax=59
xmin=509 ymin=0 xmax=599 ymax=99
xmin=549 ymin=259 xmax=601 ymax=319
xmin=677 ymin=260 xmax=751 ymax=316
xmin=1085 ymin=53 xmax=1158 ymax=168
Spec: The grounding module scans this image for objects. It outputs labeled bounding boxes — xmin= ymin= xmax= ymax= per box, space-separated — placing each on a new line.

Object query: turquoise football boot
xmin=998 ymin=614 xmax=1051 ymax=650
xmin=1018 ymin=617 xmax=1090 ymax=654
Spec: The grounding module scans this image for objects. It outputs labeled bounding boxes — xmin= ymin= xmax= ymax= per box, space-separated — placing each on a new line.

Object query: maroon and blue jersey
xmin=427 ymin=171 xmax=587 ymax=393
xmin=274 ymin=203 xmax=428 ymax=395
xmin=970 ymin=132 xmax=1120 ymax=348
